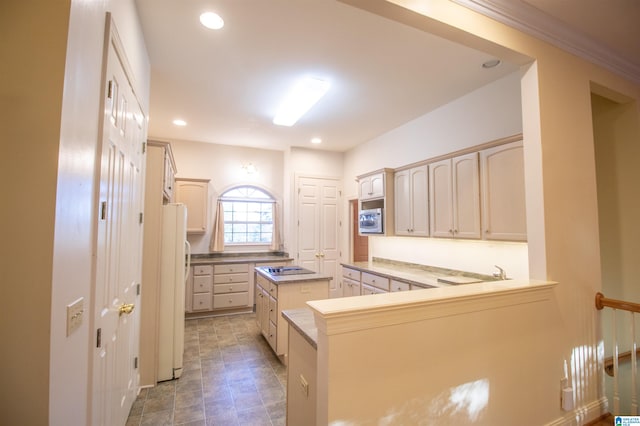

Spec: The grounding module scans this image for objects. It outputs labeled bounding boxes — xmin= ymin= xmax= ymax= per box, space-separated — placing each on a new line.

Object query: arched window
xmin=220 ymin=186 xmax=274 ymax=244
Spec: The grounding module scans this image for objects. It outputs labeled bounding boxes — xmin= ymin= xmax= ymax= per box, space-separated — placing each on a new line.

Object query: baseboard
xmin=545 ymin=397 xmax=609 ymax=426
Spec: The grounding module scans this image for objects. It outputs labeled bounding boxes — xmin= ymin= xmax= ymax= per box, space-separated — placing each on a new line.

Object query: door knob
xmin=118 ymin=303 xmax=135 ymax=316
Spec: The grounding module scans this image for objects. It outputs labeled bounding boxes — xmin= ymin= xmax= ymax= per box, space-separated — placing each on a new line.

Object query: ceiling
xmin=134 ymin=0 xmax=639 ymax=153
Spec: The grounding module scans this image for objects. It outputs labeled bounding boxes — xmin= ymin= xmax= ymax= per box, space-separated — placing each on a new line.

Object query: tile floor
xmin=126 ymin=313 xmax=287 ymax=426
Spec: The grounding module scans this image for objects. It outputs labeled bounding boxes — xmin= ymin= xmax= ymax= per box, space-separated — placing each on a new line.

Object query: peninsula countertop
xmin=281 ymin=308 xmax=317 ymax=349
xmin=342 ymin=257 xmax=498 ymax=289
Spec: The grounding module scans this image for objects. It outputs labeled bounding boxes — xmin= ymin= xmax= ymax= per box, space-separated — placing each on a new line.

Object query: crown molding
xmin=451 ymin=0 xmax=640 ymax=85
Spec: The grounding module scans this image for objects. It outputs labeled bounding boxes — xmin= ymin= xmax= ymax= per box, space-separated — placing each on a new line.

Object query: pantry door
xmin=297 ymin=176 xmax=342 ymax=297
xmin=92 ymin=16 xmax=145 ymax=426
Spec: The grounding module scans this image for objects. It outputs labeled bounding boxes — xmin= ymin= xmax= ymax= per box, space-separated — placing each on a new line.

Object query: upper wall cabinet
xmin=394 ymin=165 xmax=428 ymax=236
xmin=429 ymin=153 xmax=481 ymax=239
xmin=359 ymin=170 xmax=386 ymax=201
xmin=480 ymin=141 xmax=527 ymax=241
xmin=357 ymin=168 xmax=395 ymax=236
xmin=175 ymin=178 xmax=210 ymax=234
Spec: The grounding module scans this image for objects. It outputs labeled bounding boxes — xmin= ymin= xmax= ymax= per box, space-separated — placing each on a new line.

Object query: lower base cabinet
xmin=286 ymin=324 xmax=317 ymax=425
xmin=255 ymin=273 xmax=329 ymax=359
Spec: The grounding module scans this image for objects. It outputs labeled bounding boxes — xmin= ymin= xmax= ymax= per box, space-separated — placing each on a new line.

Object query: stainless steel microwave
xmin=359 ymin=208 xmax=383 ymax=234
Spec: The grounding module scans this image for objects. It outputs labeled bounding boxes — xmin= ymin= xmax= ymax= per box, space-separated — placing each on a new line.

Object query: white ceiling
xmin=134 ymin=0 xmax=639 ymax=153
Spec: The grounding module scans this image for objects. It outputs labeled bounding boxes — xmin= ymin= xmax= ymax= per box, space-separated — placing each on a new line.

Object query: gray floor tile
xmin=128 ymin=313 xmax=287 ymax=425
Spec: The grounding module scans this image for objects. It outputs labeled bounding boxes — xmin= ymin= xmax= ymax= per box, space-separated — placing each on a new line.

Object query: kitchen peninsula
xmin=254 ymin=266 xmax=331 ymax=360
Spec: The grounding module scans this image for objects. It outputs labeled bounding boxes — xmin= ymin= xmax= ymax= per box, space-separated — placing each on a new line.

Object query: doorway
xmin=350 ymin=199 xmax=368 ymax=262
xmin=591 ymin=86 xmax=640 ymax=415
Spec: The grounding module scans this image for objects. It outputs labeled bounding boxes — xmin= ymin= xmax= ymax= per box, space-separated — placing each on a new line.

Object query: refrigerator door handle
xmin=184 ymin=241 xmax=191 ymax=282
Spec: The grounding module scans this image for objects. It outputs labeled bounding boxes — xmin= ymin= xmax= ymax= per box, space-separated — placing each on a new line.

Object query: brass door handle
xmin=119 ymin=303 xmax=135 ymax=316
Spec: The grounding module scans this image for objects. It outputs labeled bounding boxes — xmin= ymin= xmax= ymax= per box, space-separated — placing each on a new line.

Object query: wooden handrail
xmin=605 ymin=349 xmax=640 ymax=377
xmin=595 ymin=292 xmax=640 ymax=313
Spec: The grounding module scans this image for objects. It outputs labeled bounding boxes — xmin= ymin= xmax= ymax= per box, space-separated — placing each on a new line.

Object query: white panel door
xmin=92 ymin=18 xmax=144 ymax=426
xmin=297 ymin=176 xmax=342 ymax=298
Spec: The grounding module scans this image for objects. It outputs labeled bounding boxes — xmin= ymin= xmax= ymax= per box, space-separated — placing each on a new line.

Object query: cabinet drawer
xmin=342 ymin=267 xmax=361 ymax=281
xmin=192 ymin=293 xmax=212 ymax=311
xmin=268 ymin=320 xmax=277 ymax=351
xmin=362 ymin=283 xmax=387 ymax=295
xmin=213 ymin=282 xmax=249 ymax=294
xmin=214 ymin=273 xmax=249 ymax=284
xmin=213 ymin=292 xmax=249 ymax=309
xmin=215 ymin=264 xmax=249 ymax=274
xmin=362 ymin=272 xmax=389 ymax=291
xmin=268 ymin=282 xmax=278 ymax=298
xmin=194 ymin=275 xmax=212 ymax=292
xmin=390 ymin=280 xmax=410 ymax=292
xmin=269 ymin=296 xmax=277 ymax=324
xmin=194 ymin=264 xmax=213 ymax=275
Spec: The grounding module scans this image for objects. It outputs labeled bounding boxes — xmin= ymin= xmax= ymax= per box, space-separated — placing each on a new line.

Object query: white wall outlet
xmin=66 ymin=297 xmax=84 ymax=336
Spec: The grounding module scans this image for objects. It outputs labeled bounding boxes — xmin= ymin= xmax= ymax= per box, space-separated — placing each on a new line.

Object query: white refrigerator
xmin=158 ymin=203 xmax=190 ymax=381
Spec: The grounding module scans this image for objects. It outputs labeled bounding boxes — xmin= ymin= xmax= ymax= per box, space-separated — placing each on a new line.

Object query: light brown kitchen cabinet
xmin=358 ymin=171 xmax=385 ymax=200
xmin=480 ymin=140 xmax=527 ymax=241
xmin=186 ymin=265 xmax=213 ymax=312
xmin=175 ymin=178 xmax=209 ymax=234
xmin=162 ymin=146 xmax=176 ymax=201
xmin=255 ymin=273 xmax=329 ymax=358
xmin=361 ymin=271 xmax=389 ymax=292
xmin=341 ymin=266 xmax=362 ymax=297
xmin=429 ymin=152 xmax=481 ymax=239
xmin=213 ymin=264 xmax=250 ymax=309
xmin=357 ymin=168 xmax=395 ymax=236
xmin=394 ymin=165 xmax=429 ymax=236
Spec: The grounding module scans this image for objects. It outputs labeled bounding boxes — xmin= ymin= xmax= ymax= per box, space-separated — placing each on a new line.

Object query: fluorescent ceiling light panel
xmin=273 ymin=77 xmax=330 ymax=126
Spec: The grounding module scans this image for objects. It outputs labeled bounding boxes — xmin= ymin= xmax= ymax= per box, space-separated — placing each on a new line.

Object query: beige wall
xmin=0 ymin=0 xmax=149 ymax=424
xmin=1 ymin=2 xmax=70 ymax=424
xmin=170 ymin=139 xmax=285 ymax=254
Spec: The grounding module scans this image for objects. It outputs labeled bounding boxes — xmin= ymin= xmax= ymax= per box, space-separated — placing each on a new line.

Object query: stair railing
xmin=595 ymin=292 xmax=640 ymax=415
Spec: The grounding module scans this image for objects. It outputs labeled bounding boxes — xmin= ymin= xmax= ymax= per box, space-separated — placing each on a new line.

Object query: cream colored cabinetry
xmin=429 ymin=152 xmax=481 ymax=239
xmin=357 ymin=168 xmax=395 ymax=236
xmin=359 ymin=171 xmax=385 ymax=201
xmin=394 ymin=165 xmax=429 ymax=236
xmin=140 ymin=140 xmax=177 ymax=386
xmin=162 ymin=145 xmax=176 ymax=201
xmin=186 ymin=265 xmax=213 ymax=312
xmin=255 ymin=273 xmax=329 ymax=358
xmin=213 ymin=264 xmax=250 ymax=309
xmin=342 ymin=266 xmax=362 ymax=297
xmin=390 ymin=279 xmax=411 ymax=292
xmin=362 ymin=271 xmax=390 ymax=292
xmin=175 ymin=178 xmax=209 ymax=234
xmin=480 ymin=141 xmax=527 ymax=241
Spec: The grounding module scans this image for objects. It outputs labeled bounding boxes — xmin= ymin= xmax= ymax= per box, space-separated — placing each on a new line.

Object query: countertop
xmin=342 ymin=257 xmax=497 ymax=289
xmin=190 ymin=252 xmax=293 ymax=265
xmin=281 ymin=308 xmax=317 ymax=349
xmin=255 ymin=266 xmax=333 ymax=285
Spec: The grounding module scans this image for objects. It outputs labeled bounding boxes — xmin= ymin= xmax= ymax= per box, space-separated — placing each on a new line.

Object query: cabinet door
xmin=429 ymin=159 xmax=453 ymax=237
xmin=369 ymin=173 xmax=384 ymax=199
xmin=176 ymin=179 xmax=209 ymax=234
xmin=410 ymin=165 xmax=429 ymax=236
xmin=480 ymin=141 xmax=527 ymax=241
xmin=452 ymin=152 xmax=481 ymax=239
xmin=394 ymin=169 xmax=411 ymax=235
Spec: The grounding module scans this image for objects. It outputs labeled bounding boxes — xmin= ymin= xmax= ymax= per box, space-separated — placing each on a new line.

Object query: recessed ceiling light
xmin=482 ymin=59 xmax=502 ymax=69
xmin=172 ymin=119 xmax=187 ymax=126
xmin=311 ymin=138 xmax=322 ymax=144
xmin=200 ymin=12 xmax=224 ymax=30
xmin=273 ymin=77 xmax=330 ymax=127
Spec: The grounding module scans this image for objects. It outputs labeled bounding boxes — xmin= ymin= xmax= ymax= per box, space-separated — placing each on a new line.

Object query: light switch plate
xmin=299 ymin=374 xmax=309 ymax=397
xmin=66 ymin=297 xmax=84 ymax=336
